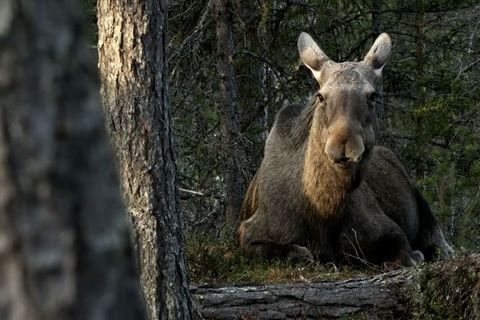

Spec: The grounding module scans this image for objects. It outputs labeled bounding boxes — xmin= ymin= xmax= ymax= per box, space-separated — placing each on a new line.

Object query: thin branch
xmin=456 ymin=57 xmax=480 ymax=78
xmin=169 ymin=0 xmax=214 ymax=64
xmin=179 ymin=187 xmax=205 ymax=197
xmin=236 ymin=49 xmax=294 ymax=103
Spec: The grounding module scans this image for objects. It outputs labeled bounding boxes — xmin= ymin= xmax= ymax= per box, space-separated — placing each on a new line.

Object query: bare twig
xmin=236 ymin=49 xmax=294 ymax=103
xmin=169 ymin=0 xmax=214 ymax=64
xmin=179 ymin=187 xmax=205 ymax=196
xmin=456 ymin=57 xmax=480 ymax=78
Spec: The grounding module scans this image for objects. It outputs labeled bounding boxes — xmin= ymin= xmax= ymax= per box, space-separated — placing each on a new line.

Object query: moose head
xmin=298 ymin=32 xmax=392 ymax=177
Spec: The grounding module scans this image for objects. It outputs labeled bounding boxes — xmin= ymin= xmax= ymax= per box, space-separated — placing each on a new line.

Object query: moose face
xmin=298 ymin=32 xmax=392 ymax=175
xmin=315 ymin=62 xmax=377 ymax=172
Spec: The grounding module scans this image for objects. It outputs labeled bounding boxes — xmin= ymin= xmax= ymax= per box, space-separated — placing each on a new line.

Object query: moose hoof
xmin=411 ymin=250 xmax=425 ymax=265
xmin=441 ymin=243 xmax=454 ymax=259
xmin=287 ymin=245 xmax=314 ymax=262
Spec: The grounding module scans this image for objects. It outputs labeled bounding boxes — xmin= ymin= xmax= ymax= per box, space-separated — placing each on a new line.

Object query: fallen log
xmin=192 ymin=254 xmax=480 ymax=319
xmin=192 ymin=269 xmax=415 ymax=319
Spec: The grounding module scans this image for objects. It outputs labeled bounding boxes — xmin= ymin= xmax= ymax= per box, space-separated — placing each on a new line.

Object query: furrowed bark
xmin=97 ymin=0 xmax=195 ymax=319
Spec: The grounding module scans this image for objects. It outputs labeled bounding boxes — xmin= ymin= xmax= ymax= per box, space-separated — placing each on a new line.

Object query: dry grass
xmin=185 ymin=239 xmax=378 ymax=285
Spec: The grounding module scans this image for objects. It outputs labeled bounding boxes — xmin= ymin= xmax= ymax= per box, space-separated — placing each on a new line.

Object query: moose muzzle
xmin=324 ymin=120 xmax=365 ymax=170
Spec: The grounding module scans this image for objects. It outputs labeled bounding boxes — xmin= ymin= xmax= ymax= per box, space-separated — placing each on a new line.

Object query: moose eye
xmin=316 ymin=92 xmax=325 ymax=103
xmin=368 ymin=92 xmax=378 ymax=103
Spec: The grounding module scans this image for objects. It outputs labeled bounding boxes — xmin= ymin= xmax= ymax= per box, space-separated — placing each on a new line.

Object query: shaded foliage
xmin=416 ymin=253 xmax=480 ymax=319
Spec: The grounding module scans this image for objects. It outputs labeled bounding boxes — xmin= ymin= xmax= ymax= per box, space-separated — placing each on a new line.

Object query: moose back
xmin=239 ymin=32 xmax=452 ymax=267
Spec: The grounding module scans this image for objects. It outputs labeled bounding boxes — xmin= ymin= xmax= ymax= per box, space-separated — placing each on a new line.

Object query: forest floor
xmin=187 ymin=240 xmax=480 ymax=319
xmin=186 ymin=239 xmax=384 ymax=284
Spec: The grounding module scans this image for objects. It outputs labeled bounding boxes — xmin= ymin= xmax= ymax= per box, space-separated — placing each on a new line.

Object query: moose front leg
xmin=340 ymin=218 xmax=423 ymax=268
xmin=239 ymin=217 xmax=313 ymax=261
xmin=377 ymin=229 xmax=425 ymax=268
xmin=384 ymin=248 xmax=424 ymax=268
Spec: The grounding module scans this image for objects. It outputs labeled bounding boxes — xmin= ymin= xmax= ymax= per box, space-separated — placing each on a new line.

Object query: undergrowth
xmin=415 ymin=253 xmax=480 ymax=320
xmin=186 ymin=239 xmax=378 ymax=284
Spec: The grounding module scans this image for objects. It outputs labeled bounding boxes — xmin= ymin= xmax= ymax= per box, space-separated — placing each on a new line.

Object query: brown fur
xmin=238 ymin=33 xmax=452 ymax=266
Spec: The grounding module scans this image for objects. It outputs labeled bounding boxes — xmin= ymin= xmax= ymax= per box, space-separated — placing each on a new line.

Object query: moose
xmin=239 ymin=32 xmax=452 ymax=267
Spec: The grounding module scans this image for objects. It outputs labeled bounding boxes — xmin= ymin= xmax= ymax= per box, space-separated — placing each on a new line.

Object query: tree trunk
xmin=415 ymin=0 xmax=425 ymax=105
xmin=371 ymin=0 xmax=384 ymax=39
xmin=371 ymin=0 xmax=387 ymax=145
xmin=0 ymin=0 xmax=145 ymax=319
xmin=214 ymin=0 xmax=248 ymax=234
xmin=97 ymin=1 xmax=195 ymax=319
xmin=234 ymin=0 xmax=268 ymax=167
xmin=414 ymin=0 xmax=426 ymax=180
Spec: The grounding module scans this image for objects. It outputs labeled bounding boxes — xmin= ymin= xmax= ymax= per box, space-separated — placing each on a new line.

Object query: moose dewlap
xmin=238 ymin=32 xmax=452 ymax=267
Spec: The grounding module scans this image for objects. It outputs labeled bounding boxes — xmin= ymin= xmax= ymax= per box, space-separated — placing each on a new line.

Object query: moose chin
xmin=238 ymin=32 xmax=453 ymax=267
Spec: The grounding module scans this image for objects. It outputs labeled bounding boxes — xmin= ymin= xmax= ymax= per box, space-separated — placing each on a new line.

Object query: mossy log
xmin=191 ymin=254 xmax=480 ymax=319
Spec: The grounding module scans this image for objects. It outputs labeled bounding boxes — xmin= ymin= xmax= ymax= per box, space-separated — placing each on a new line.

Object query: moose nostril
xmin=354 ymin=153 xmax=362 ymax=162
xmin=337 ymin=156 xmax=351 ymax=164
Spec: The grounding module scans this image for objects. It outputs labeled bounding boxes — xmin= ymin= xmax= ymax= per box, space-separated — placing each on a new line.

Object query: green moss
xmin=414 ymin=254 xmax=480 ymax=320
xmin=186 ymin=239 xmax=378 ymax=284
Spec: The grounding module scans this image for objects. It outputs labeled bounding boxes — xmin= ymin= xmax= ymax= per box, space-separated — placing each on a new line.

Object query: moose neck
xmin=302 ymin=107 xmax=353 ymax=219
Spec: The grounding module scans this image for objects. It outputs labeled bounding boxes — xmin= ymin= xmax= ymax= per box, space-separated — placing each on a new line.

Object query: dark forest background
xmin=85 ymin=0 xmax=480 ymax=249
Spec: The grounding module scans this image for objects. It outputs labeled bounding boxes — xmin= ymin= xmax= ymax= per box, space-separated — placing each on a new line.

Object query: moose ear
xmin=363 ymin=33 xmax=392 ymax=77
xmin=298 ymin=32 xmax=330 ymax=81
